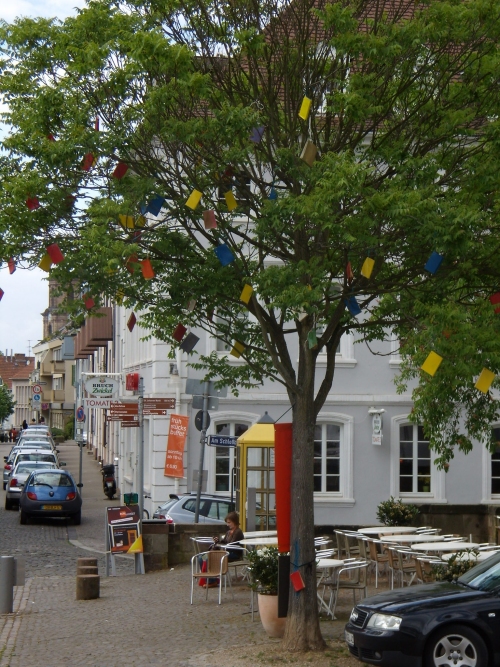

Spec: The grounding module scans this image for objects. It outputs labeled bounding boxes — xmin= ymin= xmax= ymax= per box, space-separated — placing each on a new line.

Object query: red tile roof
xmin=0 ymin=355 xmax=35 ymax=388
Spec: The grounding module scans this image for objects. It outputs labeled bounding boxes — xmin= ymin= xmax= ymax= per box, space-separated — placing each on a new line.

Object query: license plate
xmin=41 ymin=505 xmax=62 ymax=510
xmin=345 ymin=630 xmax=354 ymax=646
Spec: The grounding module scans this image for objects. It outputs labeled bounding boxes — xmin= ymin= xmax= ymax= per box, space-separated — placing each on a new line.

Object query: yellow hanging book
xmin=240 ymin=284 xmax=253 ymax=304
xmin=299 ymin=97 xmax=312 ymax=121
xmin=38 ymin=254 xmax=52 ymax=272
xmin=475 ymin=368 xmax=495 ymax=394
xmin=186 ymin=189 xmax=202 ymax=210
xmin=361 ymin=257 xmax=375 ymax=279
xmin=224 ymin=191 xmax=237 ymax=211
xmin=230 ymin=341 xmax=245 ymax=358
xmin=421 ymin=351 xmax=443 ymax=377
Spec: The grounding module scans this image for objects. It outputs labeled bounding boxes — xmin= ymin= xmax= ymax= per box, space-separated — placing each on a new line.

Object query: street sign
xmin=32 ymin=393 xmax=41 ymax=403
xmin=32 ymin=384 xmax=42 ymax=394
xmin=143 ymin=398 xmax=175 ymax=415
xmin=120 ymin=420 xmax=140 ymax=428
xmin=76 ymin=406 xmax=85 ymax=422
xmin=192 ymin=395 xmax=219 ymax=411
xmin=31 ymin=399 xmax=41 ymax=411
xmin=208 ymin=435 xmax=238 ymax=447
xmin=106 ymin=414 xmax=138 ymax=422
xmin=84 ymin=398 xmax=119 ymax=409
xmin=84 ymin=377 xmax=120 ymax=397
xmin=110 ymin=403 xmax=138 ymax=416
xmin=185 ymin=379 xmax=228 ymax=398
xmin=194 ymin=410 xmax=210 ymax=431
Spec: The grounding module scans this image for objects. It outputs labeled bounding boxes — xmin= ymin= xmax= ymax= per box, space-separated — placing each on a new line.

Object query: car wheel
xmin=5 ymin=497 xmax=12 ymax=510
xmin=73 ymin=511 xmax=81 ymax=526
xmin=425 ymin=624 xmax=488 ymax=667
xmin=2 ymin=482 xmax=6 ymax=490
xmin=20 ymin=510 xmax=28 ymax=525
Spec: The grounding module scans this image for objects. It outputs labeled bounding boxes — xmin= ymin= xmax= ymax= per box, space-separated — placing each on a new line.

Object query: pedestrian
xmin=39 ymin=416 xmax=45 ymax=424
xmin=11 ymin=427 xmax=18 ymax=442
xmin=8 ymin=427 xmax=13 ymax=442
xmin=31 ymin=418 xmax=36 ymax=424
xmin=22 ymin=419 xmax=28 ymax=430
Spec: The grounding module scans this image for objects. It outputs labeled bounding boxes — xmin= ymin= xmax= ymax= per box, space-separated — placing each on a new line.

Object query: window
xmin=399 ymin=425 xmax=431 ymax=493
xmin=314 ymin=424 xmax=340 ymax=492
xmin=206 ymin=499 xmax=232 ymax=520
xmin=491 ymin=427 xmax=500 ymax=495
xmin=214 ymin=422 xmax=248 ymax=491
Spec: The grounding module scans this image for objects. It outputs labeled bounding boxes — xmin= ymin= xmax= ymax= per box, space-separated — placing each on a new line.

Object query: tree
xmin=0 ymin=384 xmax=15 ymax=425
xmin=1 ymin=0 xmax=500 ymax=650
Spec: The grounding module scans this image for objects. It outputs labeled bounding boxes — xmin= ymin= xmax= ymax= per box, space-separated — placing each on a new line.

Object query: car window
xmin=216 ymin=501 xmax=230 ymax=519
xmin=459 ymin=553 xmax=500 ymax=591
xmin=31 ymin=472 xmax=72 ymax=487
xmin=17 ymin=453 xmax=56 ymax=463
xmin=183 ymin=498 xmax=210 ymax=516
xmin=15 ymin=463 xmax=55 ymax=474
xmin=206 ymin=500 xmax=230 ymax=520
xmin=159 ymin=499 xmax=177 ymax=512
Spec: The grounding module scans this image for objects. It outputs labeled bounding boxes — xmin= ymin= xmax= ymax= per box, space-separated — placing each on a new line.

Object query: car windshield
xmin=18 ymin=454 xmax=56 ymax=463
xmin=159 ymin=499 xmax=178 ymax=512
xmin=20 ymin=442 xmax=51 ymax=449
xmin=458 ymin=553 xmax=500 ymax=591
xmin=15 ymin=463 xmax=55 ymax=474
xmin=31 ymin=472 xmax=72 ymax=487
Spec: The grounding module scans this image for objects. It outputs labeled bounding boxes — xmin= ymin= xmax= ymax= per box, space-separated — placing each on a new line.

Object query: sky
xmin=0 ymin=0 xmax=87 ymax=357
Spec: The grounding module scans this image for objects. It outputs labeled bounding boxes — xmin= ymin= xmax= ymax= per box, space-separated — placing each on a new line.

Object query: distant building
xmin=41 ymin=279 xmax=73 ymax=339
xmin=0 ymin=353 xmax=34 ymax=430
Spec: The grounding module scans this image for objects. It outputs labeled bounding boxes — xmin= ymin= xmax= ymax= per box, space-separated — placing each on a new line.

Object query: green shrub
xmin=51 ymin=427 xmax=63 ymax=437
xmin=376 ymin=496 xmax=419 ymax=526
xmin=247 ymin=546 xmax=280 ymax=595
xmin=63 ymin=416 xmax=74 ymax=440
xmin=433 ymin=549 xmax=479 ymax=582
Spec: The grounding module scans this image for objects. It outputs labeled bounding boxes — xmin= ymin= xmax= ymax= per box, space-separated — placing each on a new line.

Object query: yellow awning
xmin=237 ymin=423 xmax=275 ymax=446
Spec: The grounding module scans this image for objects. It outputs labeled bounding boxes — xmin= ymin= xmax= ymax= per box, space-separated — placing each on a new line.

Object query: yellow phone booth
xmin=235 ymin=414 xmax=276 ymax=532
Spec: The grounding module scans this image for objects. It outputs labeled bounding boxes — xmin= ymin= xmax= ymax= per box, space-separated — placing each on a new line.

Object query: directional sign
xmin=110 ymin=402 xmax=138 ymax=415
xmin=143 ymin=398 xmax=175 ymax=415
xmin=208 ymin=435 xmax=238 ymax=447
xmin=120 ymin=420 xmax=140 ymax=428
xmin=32 ymin=384 xmax=42 ymax=394
xmin=106 ymin=414 xmax=138 ymax=422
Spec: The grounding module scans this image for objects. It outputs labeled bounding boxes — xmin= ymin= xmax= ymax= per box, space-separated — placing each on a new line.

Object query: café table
xmin=358 ymin=526 xmax=417 ymax=536
xmin=243 ymin=530 xmax=277 ymax=539
xmin=380 ymin=534 xmax=444 ymax=544
xmin=316 ymin=558 xmax=345 ymax=618
xmin=239 ymin=536 xmax=278 ymax=546
xmin=414 ymin=541 xmax=480 ymax=553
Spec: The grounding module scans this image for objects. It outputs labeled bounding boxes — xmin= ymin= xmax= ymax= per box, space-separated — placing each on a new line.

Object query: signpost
xmin=76 ymin=406 xmax=85 ymax=422
xmin=143 ymin=398 xmax=175 ymax=415
xmin=208 ymin=435 xmax=238 ymax=447
xmin=31 ymin=384 xmax=42 ymax=395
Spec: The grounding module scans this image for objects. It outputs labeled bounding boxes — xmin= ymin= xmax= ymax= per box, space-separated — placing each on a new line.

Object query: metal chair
xmin=190 ymin=536 xmax=215 ymax=554
xmin=327 ymin=561 xmax=369 ymax=620
xmin=190 ymin=550 xmax=233 ymax=605
xmin=366 ymin=538 xmax=389 ymax=588
xmin=222 ymin=545 xmax=250 ymax=581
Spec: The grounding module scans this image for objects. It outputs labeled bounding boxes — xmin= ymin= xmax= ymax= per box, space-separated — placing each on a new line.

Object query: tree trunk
xmin=281 ymin=388 xmax=326 ymax=651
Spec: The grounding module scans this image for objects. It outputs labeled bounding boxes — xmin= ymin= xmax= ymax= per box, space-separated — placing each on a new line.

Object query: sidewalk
xmin=0 ymin=441 xmax=364 ymax=667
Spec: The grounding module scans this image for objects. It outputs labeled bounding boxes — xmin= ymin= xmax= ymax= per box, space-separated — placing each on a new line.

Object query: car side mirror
xmin=60 ymin=462 xmax=66 ymax=466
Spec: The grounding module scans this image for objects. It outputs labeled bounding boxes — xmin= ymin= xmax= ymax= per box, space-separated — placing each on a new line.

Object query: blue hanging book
xmin=269 ymin=187 xmax=278 ymax=201
xmin=215 ymin=244 xmax=235 ymax=266
xmin=250 ymin=126 xmax=265 ymax=143
xmin=424 ymin=251 xmax=443 ymax=274
xmin=179 ymin=332 xmax=200 ymax=353
xmin=345 ymin=296 xmax=361 ymax=316
xmin=146 ymin=194 xmax=165 ymax=217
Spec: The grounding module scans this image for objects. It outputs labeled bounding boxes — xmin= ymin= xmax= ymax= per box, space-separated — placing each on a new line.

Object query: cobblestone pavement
xmin=0 ymin=440 xmax=369 ymax=666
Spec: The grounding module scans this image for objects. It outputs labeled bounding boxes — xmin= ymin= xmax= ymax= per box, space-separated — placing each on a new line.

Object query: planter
xmin=257 ymin=593 xmax=286 ymax=638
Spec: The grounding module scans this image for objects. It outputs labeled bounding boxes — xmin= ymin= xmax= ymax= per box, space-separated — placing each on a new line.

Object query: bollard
xmin=76 ymin=574 xmax=100 ymax=600
xmin=0 ymin=556 xmax=15 ymax=614
xmin=76 ymin=557 xmax=98 ymax=569
xmin=77 ymin=566 xmax=98 ymax=576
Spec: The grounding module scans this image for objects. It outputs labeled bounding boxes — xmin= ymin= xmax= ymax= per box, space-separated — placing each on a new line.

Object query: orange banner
xmin=164 ymin=414 xmax=189 ymax=478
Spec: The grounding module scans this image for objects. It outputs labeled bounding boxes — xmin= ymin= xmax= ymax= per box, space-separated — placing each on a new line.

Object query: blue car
xmin=19 ymin=469 xmax=82 ymax=525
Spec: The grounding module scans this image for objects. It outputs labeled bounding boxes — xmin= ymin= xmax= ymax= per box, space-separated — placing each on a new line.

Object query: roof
xmin=0 ymin=355 xmax=34 ymax=389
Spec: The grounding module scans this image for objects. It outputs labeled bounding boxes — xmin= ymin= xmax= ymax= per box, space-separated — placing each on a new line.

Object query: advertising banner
xmin=106 ymin=505 xmax=143 ymax=554
xmin=164 ymin=414 xmax=189 ymax=478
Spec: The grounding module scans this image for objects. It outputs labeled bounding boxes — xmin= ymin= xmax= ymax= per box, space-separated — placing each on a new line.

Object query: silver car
xmin=5 ymin=460 xmax=57 ymax=510
xmin=3 ymin=446 xmax=22 ymax=489
xmin=11 ymin=448 xmax=63 ymax=474
xmin=153 ymin=493 xmax=233 ymax=524
xmin=17 ymin=432 xmax=56 ymax=448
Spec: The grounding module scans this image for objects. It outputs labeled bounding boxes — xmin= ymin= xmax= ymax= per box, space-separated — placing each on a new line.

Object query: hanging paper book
xmin=230 ymin=341 xmax=245 ymax=358
xmin=346 ymin=261 xmax=354 ymax=284
xmin=47 ymin=134 xmax=56 ymax=141
xmin=0 ymin=288 xmax=4 ymax=301
xmin=180 ymin=332 xmax=200 ymax=353
xmin=298 ymin=311 xmax=308 ymax=322
xmin=249 ymin=126 xmax=265 ymax=143
xmin=268 ymin=186 xmax=278 ymax=201
xmin=116 ymin=290 xmax=124 ymax=305
xmin=224 ymin=191 xmax=237 ymax=211
xmin=125 ymin=253 xmax=139 ymax=274
xmin=361 ymin=257 xmax=375 ymax=279
xmin=112 ymin=162 xmax=129 ymax=179
xmin=119 ymin=215 xmax=135 ymax=229
xmin=421 ymin=351 xmax=443 ymax=376
xmin=38 ymin=254 xmax=52 ymax=272
xmin=95 ymin=116 xmax=100 ymax=132
xmin=127 ymin=312 xmax=137 ymax=332
xmin=307 ymin=329 xmax=318 ymax=350
xmin=214 ymin=244 xmax=235 ymax=266
xmin=424 ymin=252 xmax=443 ymax=274
xmin=240 ymin=284 xmax=253 ymax=304
xmin=173 ymin=323 xmax=187 ymax=342
xmin=490 ymin=293 xmax=500 ymax=314
xmin=186 ymin=299 xmax=197 ymax=312
xmin=290 ymin=571 xmax=305 ymax=592
xmin=82 ymin=153 xmax=96 ymax=172
xmin=475 ymin=368 xmax=495 ymax=394
xmin=46 ymin=243 xmax=65 ymax=264
xmin=146 ymin=195 xmax=165 ymax=217
xmin=203 ymin=210 xmax=217 ymax=230
xmin=84 ymin=295 xmax=95 ymax=310
xmin=8 ymin=258 xmax=15 ymax=274
xmin=300 ymin=140 xmax=317 ymax=167
xmin=344 ymin=296 xmax=361 ymax=316
xmin=26 ymin=197 xmax=40 ymax=211
xmin=140 ymin=259 xmax=155 ymax=280
xmin=186 ymin=189 xmax=202 ymax=210
xmin=298 ymin=96 xmax=312 ymax=121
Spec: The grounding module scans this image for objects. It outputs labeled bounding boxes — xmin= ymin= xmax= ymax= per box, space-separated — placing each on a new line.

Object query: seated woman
xmin=212 ymin=511 xmax=244 ymax=562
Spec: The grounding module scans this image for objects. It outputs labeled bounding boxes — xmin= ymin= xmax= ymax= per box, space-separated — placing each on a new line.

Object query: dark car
xmin=344 ymin=552 xmax=500 ymax=667
xmin=19 ymin=469 xmax=82 ymax=525
xmin=153 ymin=493 xmax=234 ymax=523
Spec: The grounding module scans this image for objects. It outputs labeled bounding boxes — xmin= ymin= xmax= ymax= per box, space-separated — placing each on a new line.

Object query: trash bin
xmin=124 ymin=493 xmax=138 ymax=505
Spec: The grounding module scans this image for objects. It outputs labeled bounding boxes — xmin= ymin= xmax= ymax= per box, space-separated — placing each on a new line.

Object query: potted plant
xmin=247 ymin=546 xmax=286 ymax=638
xmin=376 ymin=496 xmax=419 ymax=526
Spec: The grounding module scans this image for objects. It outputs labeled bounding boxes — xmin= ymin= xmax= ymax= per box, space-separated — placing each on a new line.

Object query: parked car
xmin=5 ymin=460 xmax=57 ymax=509
xmin=19 ymin=469 xmax=82 ymax=525
xmin=11 ymin=448 xmax=63 ymax=472
xmin=344 ymin=551 xmax=500 ymax=667
xmin=153 ymin=493 xmax=234 ymax=523
xmin=17 ymin=439 xmax=58 ymax=453
xmin=17 ymin=432 xmax=56 ymax=448
xmin=3 ymin=446 xmax=22 ymax=489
